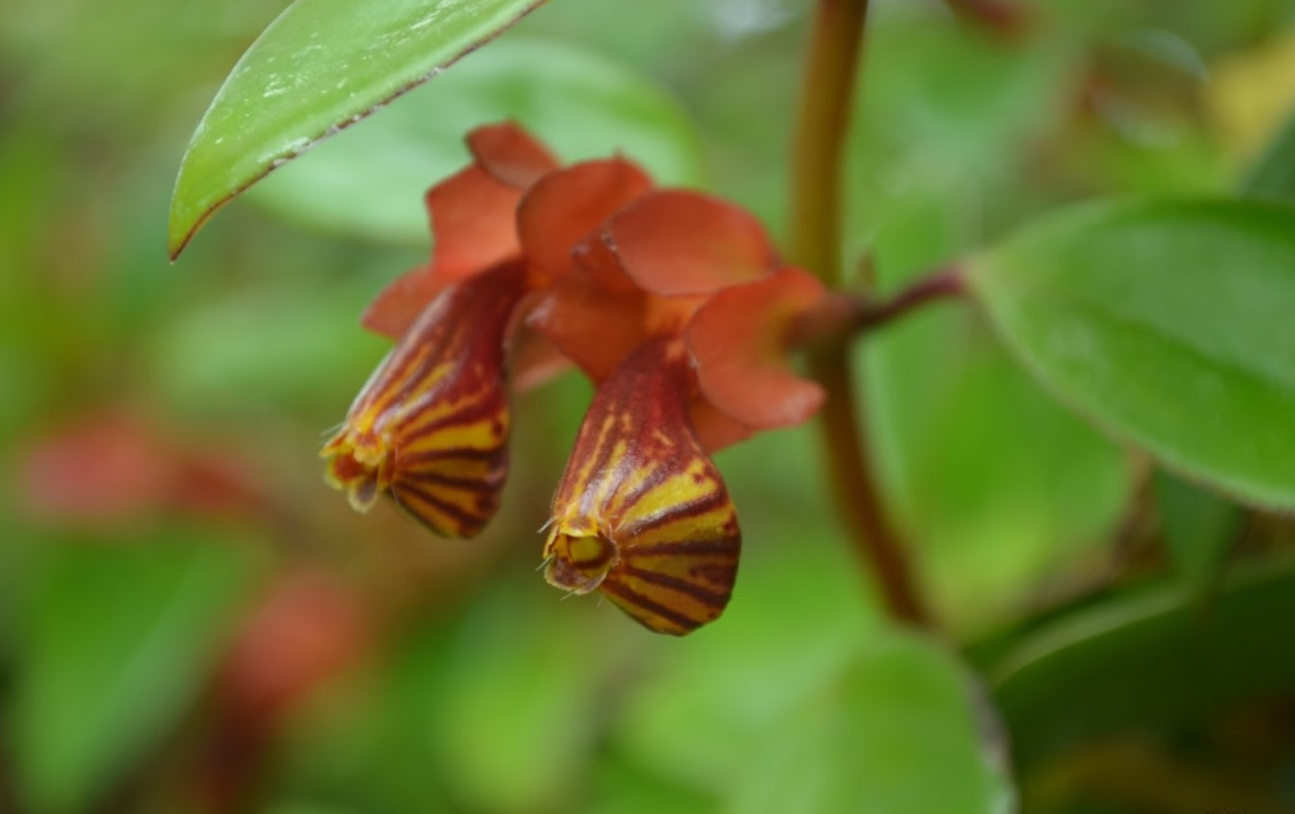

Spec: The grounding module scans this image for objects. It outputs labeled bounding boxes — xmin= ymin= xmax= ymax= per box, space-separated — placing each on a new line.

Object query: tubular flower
xmin=322 ymin=122 xmax=652 ymax=537
xmin=325 ymin=121 xmax=829 ymax=634
xmin=321 ymin=261 xmax=525 ymax=537
xmin=543 ymin=338 xmax=740 ymax=635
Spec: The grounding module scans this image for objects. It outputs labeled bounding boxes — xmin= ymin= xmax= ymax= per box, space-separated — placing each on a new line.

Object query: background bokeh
xmin=4 ymin=0 xmax=1295 ymax=812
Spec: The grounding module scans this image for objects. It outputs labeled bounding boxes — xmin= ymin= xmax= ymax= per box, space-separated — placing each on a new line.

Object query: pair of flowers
xmin=322 ymin=123 xmax=827 ymax=634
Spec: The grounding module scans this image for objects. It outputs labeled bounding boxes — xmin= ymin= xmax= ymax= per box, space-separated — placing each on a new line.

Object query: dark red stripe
xmin=689 ymin=562 xmax=738 ymax=585
xmin=399 ymin=469 xmax=502 ymax=492
xmin=631 ymin=536 xmax=740 ymax=557
xmin=364 ymin=344 xmax=435 ymax=413
xmin=556 ymin=415 xmax=622 ymax=508
xmin=608 ymin=464 xmax=671 ymax=520
xmin=397 ymin=395 xmax=505 ymax=442
xmin=398 ymin=445 xmax=506 ymax=465
xmin=600 ymin=578 xmax=701 ymax=633
xmin=620 ymin=565 xmax=729 ymax=609
xmin=391 ymin=483 xmax=489 ymax=531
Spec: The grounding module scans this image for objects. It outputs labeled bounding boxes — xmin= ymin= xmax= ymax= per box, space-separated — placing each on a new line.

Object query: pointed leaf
xmin=983 ymin=561 xmax=1295 ymax=770
xmin=249 ymin=38 xmax=701 ymax=246
xmin=168 ymin=0 xmax=552 ymax=257
xmin=1152 ymin=471 xmax=1238 ymax=602
xmin=1243 ymin=105 xmax=1295 ymax=199
xmin=10 ymin=536 xmax=252 ymax=814
xmin=968 ymin=198 xmax=1295 ymax=511
xmin=732 ymin=631 xmax=1015 ymax=814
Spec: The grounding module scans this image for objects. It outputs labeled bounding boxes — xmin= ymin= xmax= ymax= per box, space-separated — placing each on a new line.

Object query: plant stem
xmin=849 ymin=267 xmax=966 ymax=335
xmin=790 ymin=0 xmax=932 ymax=628
xmin=790 ymin=266 xmax=966 ymax=348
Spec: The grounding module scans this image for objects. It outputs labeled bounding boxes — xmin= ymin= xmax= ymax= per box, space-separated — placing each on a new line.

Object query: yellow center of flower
xmin=320 ymin=429 xmax=392 ymax=513
xmin=543 ymin=525 xmax=617 ymax=595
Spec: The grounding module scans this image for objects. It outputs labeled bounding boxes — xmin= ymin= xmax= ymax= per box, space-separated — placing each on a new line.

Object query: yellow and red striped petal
xmin=323 ymin=261 xmax=528 ymax=538
xmin=542 ymin=337 xmax=740 ymax=635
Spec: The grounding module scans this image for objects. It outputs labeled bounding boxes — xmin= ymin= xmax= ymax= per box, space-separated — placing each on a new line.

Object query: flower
xmin=325 ymin=122 xmax=829 ymax=633
xmin=322 ymin=123 xmax=653 ymax=537
xmin=321 ymin=260 xmax=525 ymax=537
xmin=527 ymin=188 xmax=829 ymax=451
xmin=542 ymin=337 xmax=740 ymax=635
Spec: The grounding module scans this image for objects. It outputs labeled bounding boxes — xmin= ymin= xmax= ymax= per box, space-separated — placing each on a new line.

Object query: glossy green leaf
xmin=1243 ymin=105 xmax=1295 ymax=199
xmin=168 ymin=0 xmax=552 ymax=257
xmin=1153 ymin=471 xmax=1238 ymax=601
xmin=146 ymin=269 xmax=394 ymax=414
xmin=584 ymin=755 xmax=717 ymax=814
xmin=248 ymin=37 xmax=702 ymax=244
xmin=614 ymin=526 xmax=876 ymax=793
xmin=984 ymin=561 xmax=1295 ymax=770
xmin=431 ymin=579 xmax=609 ymax=814
xmin=276 ymin=620 xmax=457 ymax=812
xmin=968 ymin=198 xmax=1295 ymax=511
xmin=731 ymin=631 xmax=1015 ymax=814
xmin=9 ymin=536 xmax=252 ymax=814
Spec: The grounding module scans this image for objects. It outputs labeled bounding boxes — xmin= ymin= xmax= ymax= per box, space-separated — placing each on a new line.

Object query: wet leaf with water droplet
xmin=168 ymin=0 xmax=552 ymax=258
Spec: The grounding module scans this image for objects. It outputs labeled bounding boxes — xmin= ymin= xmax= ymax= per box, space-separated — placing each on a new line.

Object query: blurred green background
xmin=4 ymin=0 xmax=1295 ymax=812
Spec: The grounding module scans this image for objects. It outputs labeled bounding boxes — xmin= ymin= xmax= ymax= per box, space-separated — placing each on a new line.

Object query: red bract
xmin=528 ymin=189 xmax=827 ymax=450
xmin=360 ymin=124 xmax=558 ymax=338
xmin=324 ymin=122 xmax=828 ymax=633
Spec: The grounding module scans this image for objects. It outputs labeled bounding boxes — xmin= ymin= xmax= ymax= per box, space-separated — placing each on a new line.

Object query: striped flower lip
xmin=542 ymin=337 xmax=740 ymax=635
xmin=321 ymin=261 xmax=526 ymax=538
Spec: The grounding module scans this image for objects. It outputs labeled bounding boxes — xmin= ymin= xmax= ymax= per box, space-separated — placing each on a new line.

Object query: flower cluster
xmin=323 ymin=123 xmax=827 ymax=634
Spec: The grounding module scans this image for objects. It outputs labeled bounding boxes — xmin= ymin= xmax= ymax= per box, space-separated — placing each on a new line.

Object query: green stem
xmin=790 ymin=0 xmax=933 ymax=628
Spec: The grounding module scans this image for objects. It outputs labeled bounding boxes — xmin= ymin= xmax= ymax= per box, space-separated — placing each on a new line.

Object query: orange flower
xmin=326 ymin=122 xmax=830 ymax=633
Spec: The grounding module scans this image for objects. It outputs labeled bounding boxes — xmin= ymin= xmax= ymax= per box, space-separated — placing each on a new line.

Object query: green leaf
xmin=168 ymin=0 xmax=552 ymax=258
xmin=431 ymin=580 xmax=608 ymax=814
xmin=834 ymin=14 xmax=1131 ymax=621
xmin=276 ymin=619 xmax=457 ymax=812
xmin=983 ymin=560 xmax=1295 ymax=770
xmin=9 ymin=536 xmax=253 ymax=814
xmin=146 ymin=270 xmax=394 ymax=415
xmin=1152 ymin=471 xmax=1239 ymax=602
xmin=1243 ymin=105 xmax=1295 ymax=199
xmin=614 ymin=528 xmax=877 ymax=794
xmin=248 ymin=37 xmax=702 ymax=244
xmin=584 ymin=754 xmax=718 ymax=814
xmin=967 ymin=198 xmax=1295 ymax=511
xmin=730 ymin=631 xmax=1015 ymax=814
